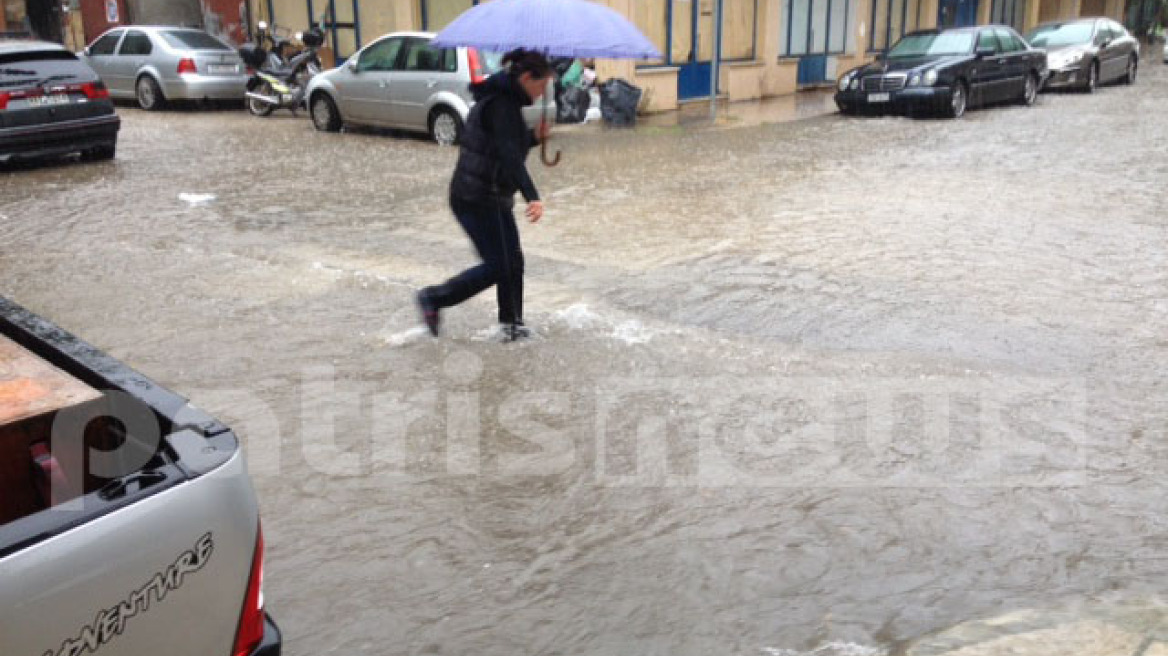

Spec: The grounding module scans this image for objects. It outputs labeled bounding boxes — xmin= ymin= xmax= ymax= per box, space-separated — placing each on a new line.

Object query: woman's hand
xmin=526 ymin=201 xmax=544 ymax=223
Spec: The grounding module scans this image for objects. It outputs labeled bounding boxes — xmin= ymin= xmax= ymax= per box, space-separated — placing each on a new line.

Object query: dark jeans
xmin=426 ymin=199 xmax=524 ymax=325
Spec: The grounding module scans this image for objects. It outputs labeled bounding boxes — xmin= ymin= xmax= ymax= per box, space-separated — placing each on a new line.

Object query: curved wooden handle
xmin=540 ymin=138 xmax=561 ymax=167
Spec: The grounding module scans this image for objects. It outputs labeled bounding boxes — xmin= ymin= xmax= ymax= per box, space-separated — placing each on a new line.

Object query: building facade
xmin=244 ymin=0 xmax=1125 ymax=111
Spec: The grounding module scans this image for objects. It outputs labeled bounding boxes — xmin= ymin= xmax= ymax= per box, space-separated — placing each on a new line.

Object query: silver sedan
xmin=81 ymin=26 xmax=248 ymax=110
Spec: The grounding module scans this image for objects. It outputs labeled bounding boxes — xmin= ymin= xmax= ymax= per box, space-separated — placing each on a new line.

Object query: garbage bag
xmin=556 ymin=86 xmax=590 ymax=124
xmin=599 ymin=78 xmax=642 ymax=127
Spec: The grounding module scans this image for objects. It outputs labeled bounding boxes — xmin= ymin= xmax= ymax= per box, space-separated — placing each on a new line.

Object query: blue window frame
xmin=636 ymin=0 xmax=759 ymax=69
xmin=781 ymin=0 xmax=854 ymax=55
xmin=868 ymin=0 xmax=922 ymax=52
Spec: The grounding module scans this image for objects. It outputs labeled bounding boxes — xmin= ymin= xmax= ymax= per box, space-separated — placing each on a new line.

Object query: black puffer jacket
xmin=449 ymin=73 xmax=540 ymax=209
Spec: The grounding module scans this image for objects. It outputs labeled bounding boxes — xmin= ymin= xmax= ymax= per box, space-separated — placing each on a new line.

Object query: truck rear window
xmin=161 ymin=30 xmax=230 ymax=51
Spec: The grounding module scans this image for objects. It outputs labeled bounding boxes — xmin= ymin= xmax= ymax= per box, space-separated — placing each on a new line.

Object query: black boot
xmin=502 ymin=322 xmax=531 ymax=342
xmin=417 ymin=289 xmax=441 ymax=336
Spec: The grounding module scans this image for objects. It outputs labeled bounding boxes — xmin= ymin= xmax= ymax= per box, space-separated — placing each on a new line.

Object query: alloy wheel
xmin=951 ymin=84 xmax=966 ymax=118
xmin=432 ymin=112 xmax=459 ymax=146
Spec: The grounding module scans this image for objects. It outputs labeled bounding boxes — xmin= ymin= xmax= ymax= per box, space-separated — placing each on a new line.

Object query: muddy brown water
xmin=2 ymin=65 xmax=1167 ymax=655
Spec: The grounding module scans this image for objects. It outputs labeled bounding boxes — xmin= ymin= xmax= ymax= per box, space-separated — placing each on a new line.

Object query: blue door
xmin=797 ymin=55 xmax=828 ymax=84
xmin=938 ymin=0 xmax=979 ymax=27
xmin=675 ymin=0 xmax=720 ymax=100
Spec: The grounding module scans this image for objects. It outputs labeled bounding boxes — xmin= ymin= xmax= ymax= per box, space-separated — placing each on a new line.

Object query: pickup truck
xmin=0 ymin=296 xmax=281 ymax=656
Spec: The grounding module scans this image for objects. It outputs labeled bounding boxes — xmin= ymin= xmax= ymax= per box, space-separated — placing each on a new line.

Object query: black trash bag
xmin=599 ymin=78 xmax=642 ymax=127
xmin=556 ymin=86 xmax=590 ymax=124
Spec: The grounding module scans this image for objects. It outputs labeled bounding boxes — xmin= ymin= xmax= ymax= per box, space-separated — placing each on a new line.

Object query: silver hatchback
xmin=305 ymin=31 xmax=555 ymax=145
xmin=81 ymin=26 xmax=248 ymax=110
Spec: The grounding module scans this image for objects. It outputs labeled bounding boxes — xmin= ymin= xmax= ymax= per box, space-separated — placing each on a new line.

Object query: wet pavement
xmin=3 ymin=61 xmax=1168 ymax=656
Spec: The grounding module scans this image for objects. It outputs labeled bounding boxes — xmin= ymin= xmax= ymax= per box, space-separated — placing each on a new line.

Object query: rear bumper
xmin=163 ymin=74 xmax=248 ymax=100
xmin=835 ymin=86 xmax=952 ymax=115
xmin=0 ymin=114 xmax=120 ymax=161
xmin=249 ymin=613 xmax=282 ymax=656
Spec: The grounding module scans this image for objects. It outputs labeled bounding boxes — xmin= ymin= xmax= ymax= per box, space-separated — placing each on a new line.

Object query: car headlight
xmin=923 ymin=69 xmax=938 ymax=86
xmin=849 ymin=77 xmax=859 ymax=90
xmin=908 ymin=73 xmax=921 ymax=86
xmin=838 ymin=73 xmax=852 ymax=91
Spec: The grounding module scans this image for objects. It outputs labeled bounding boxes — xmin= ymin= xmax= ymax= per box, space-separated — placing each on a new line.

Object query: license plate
xmin=26 ymin=94 xmax=71 ymax=107
xmin=867 ymin=92 xmax=890 ymax=103
xmin=209 ymin=64 xmax=237 ymax=74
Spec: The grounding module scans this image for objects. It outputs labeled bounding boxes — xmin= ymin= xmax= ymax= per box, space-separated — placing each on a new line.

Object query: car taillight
xmin=232 ymin=523 xmax=266 ymax=656
xmin=467 ymin=48 xmax=487 ymax=85
xmin=73 ymin=81 xmax=109 ymax=100
xmin=0 ymin=92 xmax=8 ymax=110
xmin=178 ymin=58 xmax=198 ymax=74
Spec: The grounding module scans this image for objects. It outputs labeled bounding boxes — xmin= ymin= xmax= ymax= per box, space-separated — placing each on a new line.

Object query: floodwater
xmin=3 ymin=60 xmax=1168 ymax=656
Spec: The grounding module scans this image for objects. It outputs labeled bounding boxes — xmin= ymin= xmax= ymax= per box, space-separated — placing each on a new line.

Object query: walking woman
xmin=417 ymin=49 xmax=553 ymax=341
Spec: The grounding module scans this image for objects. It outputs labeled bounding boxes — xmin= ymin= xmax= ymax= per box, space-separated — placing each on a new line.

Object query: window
xmin=161 ymin=30 xmax=230 ymax=51
xmin=977 ymin=30 xmax=1002 ymax=53
xmin=356 ymin=37 xmax=403 ymax=72
xmin=782 ymin=0 xmax=855 ymax=55
xmin=990 ymin=0 xmax=1025 ymax=31
xmin=995 ymin=28 xmax=1023 ymax=51
xmin=1093 ymin=21 xmax=1109 ymax=45
xmin=1026 ymin=22 xmax=1094 ymax=47
xmin=402 ymin=39 xmax=454 ymax=72
xmin=119 ymin=31 xmax=152 ymax=56
xmin=89 ymin=31 xmax=122 ymax=56
xmin=868 ymin=0 xmax=922 ymax=51
xmin=886 ymin=31 xmax=974 ymax=56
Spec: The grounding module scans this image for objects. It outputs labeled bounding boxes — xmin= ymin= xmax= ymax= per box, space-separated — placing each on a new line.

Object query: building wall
xmin=80 ymin=0 xmax=129 ymax=43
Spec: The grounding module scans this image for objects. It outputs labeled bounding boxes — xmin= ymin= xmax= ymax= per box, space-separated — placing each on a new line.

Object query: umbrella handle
xmin=540 ymin=139 xmax=561 ymax=167
xmin=538 ymin=95 xmax=561 ymax=167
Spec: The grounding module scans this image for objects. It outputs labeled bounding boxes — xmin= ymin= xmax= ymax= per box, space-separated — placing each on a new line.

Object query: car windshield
xmin=1025 ymin=23 xmax=1094 ymax=47
xmin=886 ymin=32 xmax=975 ymax=58
xmin=161 ymin=30 xmax=231 ymax=51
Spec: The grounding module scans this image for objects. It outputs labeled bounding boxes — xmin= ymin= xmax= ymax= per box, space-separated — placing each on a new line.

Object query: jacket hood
xmin=470 ymin=72 xmax=534 ymax=106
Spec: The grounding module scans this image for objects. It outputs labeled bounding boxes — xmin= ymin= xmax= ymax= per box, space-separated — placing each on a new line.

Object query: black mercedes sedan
xmin=1 ymin=40 xmax=120 ymax=164
xmin=835 ymin=26 xmax=1048 ymax=119
xmin=1025 ymin=18 xmax=1139 ymax=92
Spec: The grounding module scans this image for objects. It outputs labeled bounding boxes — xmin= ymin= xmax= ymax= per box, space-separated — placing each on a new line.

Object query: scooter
xmin=240 ymin=23 xmax=324 ymax=117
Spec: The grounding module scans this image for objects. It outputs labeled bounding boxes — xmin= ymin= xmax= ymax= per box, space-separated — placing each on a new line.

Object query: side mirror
xmin=975 ymin=46 xmax=996 ymax=58
xmin=346 ymin=58 xmax=359 ymax=73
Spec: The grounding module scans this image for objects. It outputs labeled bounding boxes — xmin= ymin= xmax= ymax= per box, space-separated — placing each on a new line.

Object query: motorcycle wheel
xmin=248 ymin=80 xmax=276 ymax=117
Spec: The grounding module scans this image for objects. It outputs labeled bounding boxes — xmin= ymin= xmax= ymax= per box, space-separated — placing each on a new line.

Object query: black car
xmin=1026 ymin=18 xmax=1139 ymax=92
xmin=1 ymin=40 xmax=120 ymax=164
xmin=835 ymin=26 xmax=1048 ymax=119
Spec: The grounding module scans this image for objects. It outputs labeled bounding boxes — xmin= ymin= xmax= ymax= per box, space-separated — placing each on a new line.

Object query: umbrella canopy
xmin=431 ymin=0 xmax=662 ymax=60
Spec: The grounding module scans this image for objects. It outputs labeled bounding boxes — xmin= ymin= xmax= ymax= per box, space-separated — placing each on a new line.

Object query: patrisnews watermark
xmin=44 ymin=349 xmax=1090 ymax=507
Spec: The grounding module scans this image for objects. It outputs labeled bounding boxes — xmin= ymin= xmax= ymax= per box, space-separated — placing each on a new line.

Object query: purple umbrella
xmin=432 ymin=0 xmax=661 ymax=165
xmin=431 ymin=0 xmax=662 ymax=60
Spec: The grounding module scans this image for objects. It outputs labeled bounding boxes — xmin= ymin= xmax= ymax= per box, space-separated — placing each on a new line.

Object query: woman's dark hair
xmin=502 ymin=49 xmax=553 ymax=79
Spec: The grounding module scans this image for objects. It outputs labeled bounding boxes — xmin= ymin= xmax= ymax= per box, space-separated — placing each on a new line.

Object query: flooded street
xmin=3 ymin=62 xmax=1168 ymax=655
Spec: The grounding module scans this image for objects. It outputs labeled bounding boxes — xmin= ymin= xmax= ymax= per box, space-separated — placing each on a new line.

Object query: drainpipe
xmin=710 ymin=0 xmax=722 ymax=118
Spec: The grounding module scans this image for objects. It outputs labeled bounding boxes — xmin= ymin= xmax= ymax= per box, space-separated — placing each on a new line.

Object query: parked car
xmin=80 ymin=26 xmax=249 ymax=110
xmin=305 ymin=31 xmax=555 ymax=145
xmin=835 ymin=26 xmax=1047 ymax=119
xmin=0 ymin=295 xmax=281 ymax=656
xmin=1025 ymin=18 xmax=1139 ymax=91
xmin=0 ymin=40 xmax=119 ymax=163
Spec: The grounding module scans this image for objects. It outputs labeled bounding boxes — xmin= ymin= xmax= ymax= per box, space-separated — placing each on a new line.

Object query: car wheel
xmin=247 ymin=81 xmax=276 ymax=117
xmin=136 ymin=76 xmax=165 ymax=111
xmin=1123 ymin=56 xmax=1137 ymax=84
xmin=310 ymin=93 xmax=342 ymax=132
xmin=1019 ymin=72 xmax=1039 ymax=106
xmin=429 ymin=107 xmax=462 ymax=146
xmin=945 ymin=80 xmax=967 ymax=118
xmin=81 ymin=143 xmax=116 ymax=161
xmin=1084 ymin=61 xmax=1098 ymax=93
